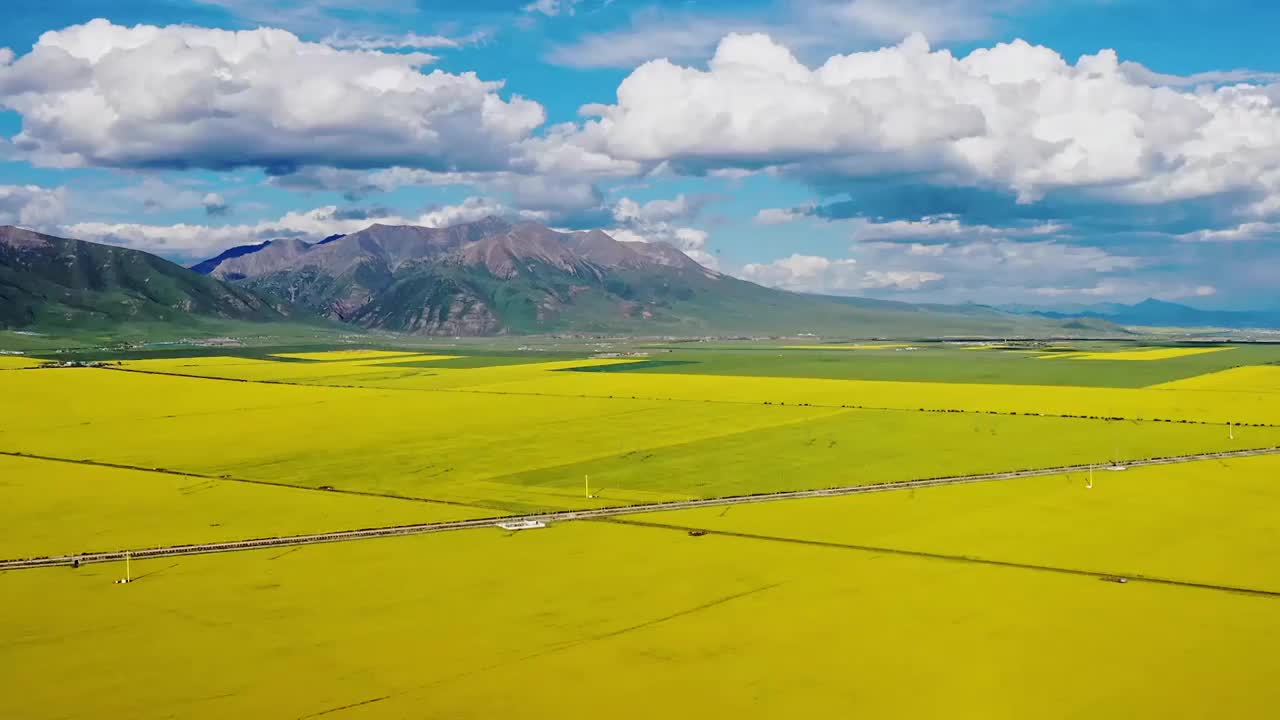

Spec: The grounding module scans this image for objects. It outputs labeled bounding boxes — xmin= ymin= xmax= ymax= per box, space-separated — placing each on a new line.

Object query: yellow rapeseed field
xmin=2 ymin=364 xmax=1273 ymax=514
xmin=0 ymin=367 xmax=847 ymax=511
xmin=0 ymin=455 xmax=486 ymax=559
xmin=0 ymin=365 xmax=330 ymax=433
xmin=6 ymin=353 xmax=1280 ymax=719
xmin=491 ymin=408 xmax=1278 ymax=499
xmin=122 ymin=355 xmax=278 ymax=368
xmin=462 ymin=370 xmax=1280 ymax=424
xmin=120 ymin=352 xmax=457 ymax=380
xmin=5 ymin=456 xmax=1280 ymax=719
xmin=643 ymin=453 xmax=1280 ymax=592
xmin=119 ymin=355 xmax=634 ymax=388
xmin=0 ymin=355 xmax=45 ymax=369
xmin=1150 ymin=364 xmax=1280 ymax=393
xmin=270 ymin=349 xmax=422 ymax=361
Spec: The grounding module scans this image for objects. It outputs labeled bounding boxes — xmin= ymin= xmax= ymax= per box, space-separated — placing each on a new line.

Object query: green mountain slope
xmin=0 ymin=226 xmax=287 ymax=330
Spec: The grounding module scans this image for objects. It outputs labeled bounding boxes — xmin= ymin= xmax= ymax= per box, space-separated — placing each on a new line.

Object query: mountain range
xmin=190 ymin=217 xmax=1111 ymax=336
xmin=1 ymin=219 xmax=1123 ymax=338
xmin=1020 ymin=298 xmax=1280 ymax=330
xmin=0 ymin=225 xmax=283 ymax=330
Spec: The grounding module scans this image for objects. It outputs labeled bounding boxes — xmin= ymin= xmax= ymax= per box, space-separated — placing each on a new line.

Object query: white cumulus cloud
xmin=202 ymin=192 xmax=231 ymax=217
xmin=1031 ymin=279 xmax=1218 ymax=302
xmin=1178 ymin=221 xmax=1280 ymax=243
xmin=607 ymin=195 xmax=717 ymax=269
xmin=416 ymin=197 xmax=520 ymax=228
xmin=524 ymin=0 xmax=586 ymax=17
xmin=612 ymin=194 xmax=706 ymax=224
xmin=0 ymin=185 xmax=67 ymax=227
xmin=561 ymin=32 xmax=1280 ymax=218
xmin=754 ymin=207 xmax=807 ymax=225
xmin=861 ymin=269 xmax=946 ymax=289
xmin=737 ymin=252 xmax=948 ymax=294
xmin=736 ymin=235 xmax=1147 ymax=300
xmin=0 ymin=19 xmax=544 ymax=174
xmin=739 ymin=254 xmax=865 ymax=293
xmin=321 ymin=30 xmax=487 ymax=52
xmin=849 ymin=216 xmax=1065 ymax=242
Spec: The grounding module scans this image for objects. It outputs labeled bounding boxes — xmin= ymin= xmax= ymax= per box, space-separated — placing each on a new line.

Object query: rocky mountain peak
xmin=0 ymin=225 xmax=53 ymax=250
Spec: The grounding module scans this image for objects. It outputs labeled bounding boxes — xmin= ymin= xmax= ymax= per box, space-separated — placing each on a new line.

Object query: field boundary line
xmin=4 ymin=445 xmax=1279 ymax=571
xmin=604 ymin=518 xmax=1280 ymax=599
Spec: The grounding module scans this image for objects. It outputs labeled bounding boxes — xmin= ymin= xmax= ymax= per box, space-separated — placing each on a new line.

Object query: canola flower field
xmin=1038 ymin=346 xmax=1232 ymax=361
xmin=270 ymin=349 xmax=425 ymax=361
xmin=0 ymin=355 xmax=46 ymax=369
xmin=4 ymin=341 xmax=1280 ymax=719
xmin=1152 ymin=364 xmax=1280 ymax=393
xmin=3 ymin=351 xmax=1276 ymax=511
xmin=4 ymin=455 xmax=1280 ymax=720
xmin=0 ymin=455 xmax=484 ymax=559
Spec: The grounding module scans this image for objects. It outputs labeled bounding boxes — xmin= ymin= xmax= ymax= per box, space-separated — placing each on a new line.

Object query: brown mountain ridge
xmin=188 ymin=216 xmax=1113 ymax=337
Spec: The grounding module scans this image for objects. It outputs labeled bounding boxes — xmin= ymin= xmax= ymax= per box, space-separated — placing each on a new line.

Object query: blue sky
xmin=2 ymin=0 xmax=1279 ymax=308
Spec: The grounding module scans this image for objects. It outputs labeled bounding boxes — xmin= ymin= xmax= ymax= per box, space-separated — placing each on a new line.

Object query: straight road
xmin=3 ymin=445 xmax=1277 ymax=571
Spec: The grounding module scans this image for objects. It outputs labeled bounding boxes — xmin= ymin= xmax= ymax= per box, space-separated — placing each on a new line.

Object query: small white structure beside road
xmin=497 ymin=520 xmax=547 ymax=531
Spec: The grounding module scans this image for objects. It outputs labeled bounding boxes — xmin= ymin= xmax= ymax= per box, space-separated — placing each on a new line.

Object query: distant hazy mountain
xmin=192 ymin=217 xmax=1119 ymax=337
xmin=1022 ymin=298 xmax=1280 ymax=330
xmin=0 ymin=226 xmax=285 ymax=330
